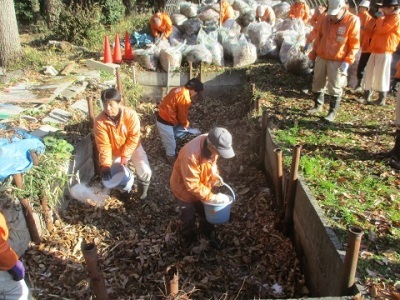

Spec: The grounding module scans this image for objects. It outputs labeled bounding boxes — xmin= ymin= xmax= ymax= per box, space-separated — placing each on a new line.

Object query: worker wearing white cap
xmin=306 ymin=0 xmax=360 ymax=122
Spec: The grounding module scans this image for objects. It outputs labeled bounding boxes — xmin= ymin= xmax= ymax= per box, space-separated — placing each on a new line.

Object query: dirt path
xmin=25 ymin=90 xmax=308 ymax=299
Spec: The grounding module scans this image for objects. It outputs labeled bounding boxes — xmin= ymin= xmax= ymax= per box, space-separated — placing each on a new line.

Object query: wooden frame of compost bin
xmin=258 ymin=110 xmax=361 ymax=297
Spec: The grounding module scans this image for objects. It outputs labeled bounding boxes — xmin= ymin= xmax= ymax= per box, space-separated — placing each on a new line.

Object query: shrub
xmin=14 ymin=0 xmax=34 ymax=24
xmin=52 ymin=3 xmax=104 ymax=47
xmin=100 ymin=0 xmax=126 ymax=25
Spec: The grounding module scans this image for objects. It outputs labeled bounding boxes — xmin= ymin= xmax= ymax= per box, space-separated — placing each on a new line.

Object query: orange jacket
xmin=309 ymin=11 xmax=360 ymax=64
xmin=369 ymin=12 xmax=400 ymax=54
xmin=306 ymin=12 xmax=326 ymax=44
xmin=150 ymin=13 xmax=172 ymax=38
xmin=0 ymin=212 xmax=18 ymax=271
xmin=158 ymin=86 xmax=192 ymax=128
xmin=288 ymin=2 xmax=310 ymax=23
xmin=310 ymin=8 xmax=319 ymax=26
xmin=360 ymin=17 xmax=376 ymax=53
xmin=94 ymin=107 xmax=141 ymax=168
xmin=170 ymin=134 xmax=220 ymax=203
xmin=260 ymin=6 xmax=276 ymax=24
xmin=221 ymin=1 xmax=235 ymax=23
xmin=358 ymin=10 xmax=372 ymax=28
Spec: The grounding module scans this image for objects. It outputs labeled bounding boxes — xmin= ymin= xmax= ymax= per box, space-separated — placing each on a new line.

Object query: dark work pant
xmin=357 ymin=52 xmax=371 ymax=81
xmin=178 ymin=200 xmax=214 ymax=236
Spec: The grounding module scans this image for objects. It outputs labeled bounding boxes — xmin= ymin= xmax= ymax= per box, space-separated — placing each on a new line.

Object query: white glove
xmin=339 ymin=62 xmax=349 ymax=75
xmin=210 ymin=193 xmax=232 ymax=204
xmin=187 ymin=128 xmax=201 ymax=135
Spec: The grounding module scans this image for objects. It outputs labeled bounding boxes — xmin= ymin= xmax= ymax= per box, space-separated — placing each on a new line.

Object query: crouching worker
xmin=94 ymin=88 xmax=152 ymax=200
xmin=150 ymin=11 xmax=172 ymax=41
xmin=0 ymin=212 xmax=31 ymax=299
xmin=156 ymin=78 xmax=204 ymax=164
xmin=170 ymin=127 xmax=235 ymax=247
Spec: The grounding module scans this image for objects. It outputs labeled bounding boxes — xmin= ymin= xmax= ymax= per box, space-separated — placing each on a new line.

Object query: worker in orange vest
xmin=288 ymin=0 xmax=310 ymax=23
xmin=0 ymin=212 xmax=31 ymax=299
xmin=220 ymin=0 xmax=236 ymax=24
xmin=359 ymin=0 xmax=400 ymax=106
xmin=150 ymin=11 xmax=172 ymax=41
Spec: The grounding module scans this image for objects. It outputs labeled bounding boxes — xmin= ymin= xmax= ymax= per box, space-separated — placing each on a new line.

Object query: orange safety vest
xmin=94 ymin=107 xmax=141 ymax=168
xmin=309 ymin=10 xmax=360 ymax=64
xmin=369 ymin=12 xmax=400 ymax=54
xmin=0 ymin=212 xmax=18 ymax=271
xmin=150 ymin=13 xmax=173 ymax=38
xmin=170 ymin=134 xmax=220 ymax=203
xmin=158 ymin=86 xmax=192 ymax=128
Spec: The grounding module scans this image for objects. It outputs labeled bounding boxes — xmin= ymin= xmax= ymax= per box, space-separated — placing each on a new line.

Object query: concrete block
xmin=136 ymin=70 xmax=188 ymax=86
xmin=44 ymin=108 xmax=72 ymax=124
xmin=30 ymin=124 xmax=60 ymax=138
xmin=85 ymin=59 xmax=120 ymax=75
xmin=43 ymin=66 xmax=59 ymax=76
xmin=71 ymin=99 xmax=89 ymax=115
xmin=0 ymin=103 xmax=25 ymax=116
xmin=73 ymin=134 xmax=93 ymax=171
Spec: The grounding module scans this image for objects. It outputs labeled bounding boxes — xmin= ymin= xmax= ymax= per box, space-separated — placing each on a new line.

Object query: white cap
xmin=359 ymin=0 xmax=370 ymax=7
xmin=327 ymin=0 xmax=346 ymax=15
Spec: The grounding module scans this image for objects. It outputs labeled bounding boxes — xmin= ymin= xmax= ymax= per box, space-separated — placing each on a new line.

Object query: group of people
xmin=95 ymin=82 xmax=235 ymax=245
xmin=303 ymin=0 xmax=400 ymax=167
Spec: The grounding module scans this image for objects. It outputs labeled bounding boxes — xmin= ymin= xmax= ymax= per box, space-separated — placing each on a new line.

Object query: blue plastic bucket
xmin=102 ymin=164 xmax=134 ymax=192
xmin=202 ymin=182 xmax=236 ymax=225
xmin=202 ymin=200 xmax=233 ymax=225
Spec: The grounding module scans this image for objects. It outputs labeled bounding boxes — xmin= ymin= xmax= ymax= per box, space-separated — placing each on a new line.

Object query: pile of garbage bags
xmin=134 ymin=0 xmax=313 ymax=76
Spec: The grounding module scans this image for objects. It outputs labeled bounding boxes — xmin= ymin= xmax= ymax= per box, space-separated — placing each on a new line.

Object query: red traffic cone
xmin=113 ymin=33 xmax=122 ymax=64
xmin=122 ymin=31 xmax=134 ymax=61
xmin=103 ymin=36 xmax=112 ymax=63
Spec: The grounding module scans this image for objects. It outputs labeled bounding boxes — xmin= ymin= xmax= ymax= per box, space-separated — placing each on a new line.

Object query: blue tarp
xmin=130 ymin=32 xmax=154 ymax=48
xmin=0 ymin=125 xmax=45 ymax=181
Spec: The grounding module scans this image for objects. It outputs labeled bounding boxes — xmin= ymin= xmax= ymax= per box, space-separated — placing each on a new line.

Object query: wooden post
xmin=166 ymin=265 xmax=179 ymax=297
xmin=189 ymin=61 xmax=193 ymax=80
xmin=87 ymin=97 xmax=100 ymax=174
xmin=258 ymin=111 xmax=268 ymax=168
xmin=13 ymin=173 xmax=41 ymax=244
xmin=81 ymin=242 xmax=109 ymax=300
xmin=41 ymin=196 xmax=53 ymax=232
xmin=284 ymin=144 xmax=302 ymax=236
xmin=199 ymin=62 xmax=204 ymax=83
xmin=273 ymin=148 xmax=284 ymax=210
xmin=116 ymin=68 xmax=124 ymax=105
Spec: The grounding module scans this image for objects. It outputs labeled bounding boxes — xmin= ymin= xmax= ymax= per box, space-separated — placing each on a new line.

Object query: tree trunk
xmin=0 ymin=0 xmax=22 ymax=68
xmin=45 ymin=0 xmax=63 ymax=29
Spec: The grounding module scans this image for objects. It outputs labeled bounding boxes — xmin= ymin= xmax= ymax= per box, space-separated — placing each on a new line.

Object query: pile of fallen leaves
xmin=24 ymin=88 xmax=309 ymax=298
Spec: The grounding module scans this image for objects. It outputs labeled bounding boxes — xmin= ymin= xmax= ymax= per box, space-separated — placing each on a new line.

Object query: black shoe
xmin=208 ymin=230 xmax=222 ymax=249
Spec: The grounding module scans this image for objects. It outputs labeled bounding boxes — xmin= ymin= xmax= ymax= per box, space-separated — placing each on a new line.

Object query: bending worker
xmin=0 ymin=211 xmax=31 ymax=299
xmin=170 ymin=127 xmax=235 ymax=246
xmin=150 ymin=11 xmax=172 ymax=40
xmin=94 ymin=88 xmax=152 ymax=200
xmin=156 ymin=78 xmax=204 ymax=164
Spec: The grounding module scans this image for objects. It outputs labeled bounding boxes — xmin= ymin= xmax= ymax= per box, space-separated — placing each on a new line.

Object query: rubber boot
xmin=307 ymin=92 xmax=324 ymax=114
xmin=324 ymin=96 xmax=341 ymax=122
xmin=385 ymin=129 xmax=400 ymax=158
xmin=357 ymin=90 xmax=372 ymax=104
xmin=137 ymin=179 xmax=150 ymax=200
xmin=371 ymin=92 xmax=386 ymax=106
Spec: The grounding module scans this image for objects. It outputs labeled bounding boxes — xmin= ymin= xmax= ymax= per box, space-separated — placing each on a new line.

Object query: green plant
xmin=14 ymin=0 xmax=34 ymax=24
xmin=52 ymin=3 xmax=104 ymax=47
xmin=100 ymin=0 xmax=126 ymax=25
xmin=13 ymin=134 xmax=74 ymax=209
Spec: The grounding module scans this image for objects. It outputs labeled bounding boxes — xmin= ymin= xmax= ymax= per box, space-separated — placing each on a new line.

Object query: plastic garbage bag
xmin=233 ymin=35 xmax=257 ymax=67
xmin=197 ymin=29 xmax=224 ymax=66
xmin=284 ymin=44 xmax=313 ymax=75
xmin=180 ymin=1 xmax=199 ymax=18
xmin=135 ymin=45 xmax=159 ymax=71
xmin=159 ymin=42 xmax=185 ymax=71
xmin=247 ymin=21 xmax=273 ymax=50
xmin=180 ymin=17 xmax=203 ymax=36
xmin=183 ymin=44 xmax=213 ymax=64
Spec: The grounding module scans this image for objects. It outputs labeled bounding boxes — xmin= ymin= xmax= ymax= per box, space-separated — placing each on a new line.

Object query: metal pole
xmin=341 ymin=226 xmax=364 ymax=296
xmin=274 ymin=148 xmax=284 ymax=210
xmin=81 ymin=242 xmax=109 ymax=300
xmin=284 ymin=144 xmax=302 ymax=235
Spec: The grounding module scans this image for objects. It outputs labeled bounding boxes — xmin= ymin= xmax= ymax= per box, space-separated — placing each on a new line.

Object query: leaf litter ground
xmin=24 ymin=89 xmax=309 ymax=299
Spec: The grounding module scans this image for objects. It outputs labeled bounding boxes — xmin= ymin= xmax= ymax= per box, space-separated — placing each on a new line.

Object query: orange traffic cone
xmin=103 ymin=36 xmax=112 ymax=63
xmin=122 ymin=31 xmax=134 ymax=61
xmin=113 ymin=33 xmax=122 ymax=64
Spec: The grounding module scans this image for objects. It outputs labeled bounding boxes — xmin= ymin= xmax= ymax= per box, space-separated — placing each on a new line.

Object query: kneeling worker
xmin=94 ymin=88 xmax=152 ymax=200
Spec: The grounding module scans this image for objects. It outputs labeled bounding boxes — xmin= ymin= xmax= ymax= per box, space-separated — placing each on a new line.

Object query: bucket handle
xmin=223 ymin=182 xmax=236 ymax=202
